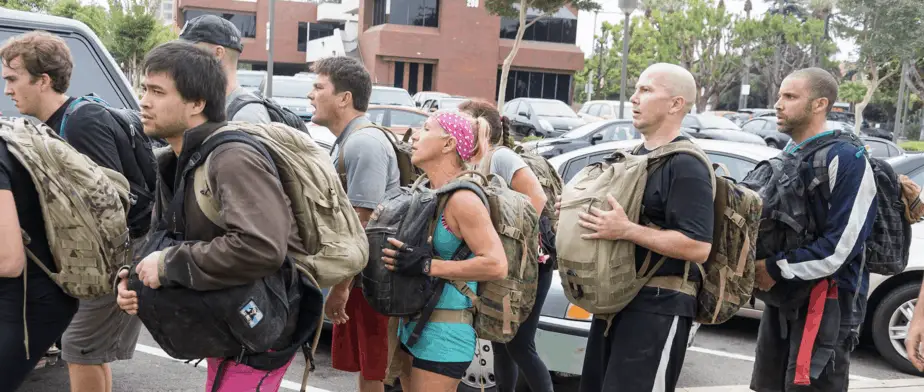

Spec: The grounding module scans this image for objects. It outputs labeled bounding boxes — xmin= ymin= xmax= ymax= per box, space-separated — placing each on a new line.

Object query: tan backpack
xmin=336 ymin=124 xmax=419 ymax=187
xmin=557 ymin=140 xmax=759 ymax=324
xmin=0 ymin=118 xmax=131 ymax=299
xmin=191 ymin=121 xmax=368 ymax=289
xmin=443 ymin=172 xmax=540 ymax=343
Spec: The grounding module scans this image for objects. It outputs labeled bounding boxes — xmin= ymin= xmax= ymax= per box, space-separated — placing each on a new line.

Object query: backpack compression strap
xmin=226 ymin=94 xmax=264 ymax=121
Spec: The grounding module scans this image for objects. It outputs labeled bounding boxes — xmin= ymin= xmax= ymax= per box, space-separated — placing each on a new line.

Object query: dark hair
xmin=310 ymin=56 xmax=372 ymax=112
xmin=142 ymin=41 xmax=227 ymax=123
xmin=0 ymin=31 xmax=73 ymax=93
xmin=788 ymin=67 xmax=839 ymax=113
xmin=457 ymin=99 xmax=514 ymax=148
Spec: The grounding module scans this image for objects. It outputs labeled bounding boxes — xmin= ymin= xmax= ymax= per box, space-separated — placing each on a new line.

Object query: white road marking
xmin=135 ymin=343 xmax=333 ymax=392
xmin=689 ymin=346 xmax=877 ymax=381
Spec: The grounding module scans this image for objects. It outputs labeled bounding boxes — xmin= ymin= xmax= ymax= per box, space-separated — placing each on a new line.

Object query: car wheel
xmin=766 ymin=139 xmax=784 ymax=149
xmin=871 ymin=282 xmax=924 ymax=376
xmin=458 ymin=339 xmax=497 ymax=391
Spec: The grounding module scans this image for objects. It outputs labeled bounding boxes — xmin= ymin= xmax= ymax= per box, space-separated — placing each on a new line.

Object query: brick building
xmin=175 ymin=0 xmax=584 ymax=103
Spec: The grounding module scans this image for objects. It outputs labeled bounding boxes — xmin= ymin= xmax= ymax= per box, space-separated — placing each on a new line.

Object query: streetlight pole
xmin=266 ymin=0 xmax=276 ymax=97
xmin=618 ymin=0 xmax=637 ymax=119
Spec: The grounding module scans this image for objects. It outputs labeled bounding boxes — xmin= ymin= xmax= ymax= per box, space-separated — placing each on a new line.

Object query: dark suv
xmin=0 ymin=8 xmax=139 ymax=116
xmin=502 ymin=98 xmax=586 ymax=138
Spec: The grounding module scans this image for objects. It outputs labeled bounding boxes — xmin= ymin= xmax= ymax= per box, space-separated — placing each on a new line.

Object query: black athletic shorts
xmin=400 ymin=343 xmax=470 ymax=379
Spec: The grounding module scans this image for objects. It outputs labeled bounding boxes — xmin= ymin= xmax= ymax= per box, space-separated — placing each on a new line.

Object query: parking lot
xmin=19 ymin=316 xmax=920 ymax=392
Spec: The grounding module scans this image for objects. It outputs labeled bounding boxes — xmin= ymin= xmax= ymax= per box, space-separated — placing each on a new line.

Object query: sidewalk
xmin=679 ymin=378 xmax=924 ymax=391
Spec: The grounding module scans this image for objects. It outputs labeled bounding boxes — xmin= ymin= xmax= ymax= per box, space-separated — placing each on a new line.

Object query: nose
xmin=630 ymin=91 xmax=639 ymax=105
xmin=3 ymin=83 xmax=11 ymax=96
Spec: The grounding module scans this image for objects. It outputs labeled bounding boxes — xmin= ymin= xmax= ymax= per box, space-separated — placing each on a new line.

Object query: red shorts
xmin=331 ymin=288 xmax=389 ymax=381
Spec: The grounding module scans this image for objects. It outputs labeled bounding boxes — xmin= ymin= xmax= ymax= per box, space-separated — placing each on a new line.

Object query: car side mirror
xmin=591 ymin=133 xmax=604 ymax=144
xmin=429 ymin=107 xmax=437 ymax=113
xmin=519 ymin=111 xmax=530 ymax=119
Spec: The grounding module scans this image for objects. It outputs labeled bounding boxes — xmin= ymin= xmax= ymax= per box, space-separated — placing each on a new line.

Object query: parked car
xmin=365 ymin=105 xmax=429 ymax=139
xmin=741 ymin=117 xmax=904 ymax=157
xmin=0 ymin=8 xmax=138 ymax=117
xmin=236 ymin=70 xmax=266 ymax=94
xmin=260 ymin=75 xmax=314 ymax=121
xmin=420 ymin=96 xmax=467 ymax=113
xmin=577 ymin=100 xmax=633 ymax=122
xmin=370 ymin=86 xmax=415 ymax=108
xmin=502 ymin=98 xmax=586 ymax=138
xmin=682 ymin=114 xmax=766 ymax=145
xmin=412 ymin=91 xmax=449 ymax=108
xmin=518 ymin=119 xmax=640 ymax=158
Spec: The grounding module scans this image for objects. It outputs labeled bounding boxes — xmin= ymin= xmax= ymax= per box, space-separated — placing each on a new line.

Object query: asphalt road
xmin=18 ymin=317 xmax=918 ymax=392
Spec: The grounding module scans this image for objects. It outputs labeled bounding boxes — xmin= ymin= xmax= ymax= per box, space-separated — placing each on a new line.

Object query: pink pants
xmin=205 ymin=355 xmax=295 ymax=392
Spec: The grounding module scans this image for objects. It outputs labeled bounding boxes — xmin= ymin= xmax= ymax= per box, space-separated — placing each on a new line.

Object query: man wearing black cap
xmin=179 ymin=14 xmax=271 ymax=124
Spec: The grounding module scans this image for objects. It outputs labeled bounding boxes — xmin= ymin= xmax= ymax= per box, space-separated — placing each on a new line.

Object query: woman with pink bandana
xmin=380 ymin=111 xmax=509 ymax=391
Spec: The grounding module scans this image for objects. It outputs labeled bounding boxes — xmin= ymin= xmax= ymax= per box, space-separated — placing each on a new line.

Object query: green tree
xmin=838 ymin=81 xmax=867 ymax=108
xmin=108 ymin=0 xmax=177 ymax=90
xmin=0 ymin=0 xmax=49 ymax=12
xmin=49 ymin=0 xmax=109 ymax=40
xmin=485 ymin=0 xmax=600 ymax=109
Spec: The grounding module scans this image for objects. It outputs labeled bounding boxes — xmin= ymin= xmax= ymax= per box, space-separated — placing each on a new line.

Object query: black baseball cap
xmin=179 ymin=15 xmax=244 ymax=52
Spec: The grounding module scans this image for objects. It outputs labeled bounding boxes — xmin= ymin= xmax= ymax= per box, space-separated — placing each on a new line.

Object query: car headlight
xmin=538 ymin=119 xmax=554 ymax=132
xmin=565 ymin=303 xmax=593 ymax=321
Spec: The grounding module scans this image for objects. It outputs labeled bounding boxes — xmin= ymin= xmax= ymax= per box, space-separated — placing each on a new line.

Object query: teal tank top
xmin=398 ymin=215 xmax=478 ymax=363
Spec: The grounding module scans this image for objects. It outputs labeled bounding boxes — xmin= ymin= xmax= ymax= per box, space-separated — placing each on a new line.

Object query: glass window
xmin=389 ymin=0 xmax=439 ymax=28
xmin=390 ymin=110 xmax=428 ymax=128
xmin=533 ymin=18 xmax=549 ymax=42
xmin=556 ymin=74 xmax=571 ymax=104
xmin=561 ymin=19 xmax=577 ymax=44
xmin=888 ymin=144 xmax=900 ymax=157
xmin=183 ymin=10 xmax=256 ymax=38
xmin=563 ymin=156 xmax=589 ymax=183
xmin=0 ymin=29 xmax=128 ymax=116
xmin=698 ymin=115 xmax=740 ymax=130
xmin=547 ymin=19 xmax=563 ymax=43
xmin=588 ymin=104 xmax=601 ymax=116
xmin=268 ymin=77 xmax=313 ymax=99
xmin=498 ymin=8 xmax=577 ymax=44
xmin=530 ymin=100 xmax=578 ymax=118
xmin=504 ymin=101 xmax=520 ymax=116
xmin=706 ymin=153 xmax=757 ymax=182
xmin=866 ymin=141 xmax=891 ymax=158
xmin=515 ymin=71 xmax=529 ymax=99
xmin=542 ymin=73 xmax=557 ymax=99
xmin=741 ymin=120 xmax=764 ymax=133
xmin=500 ymin=17 xmax=518 ymax=39
xmin=598 ymin=104 xmax=613 ymax=117
xmin=529 ymin=73 xmax=543 ymax=98
xmin=408 ymin=63 xmax=419 ymax=94
xmin=373 ymin=0 xmax=388 ymax=25
xmin=366 ymin=109 xmax=386 ymax=125
xmin=394 ymin=62 xmax=405 ymax=89
xmin=423 ymin=64 xmax=434 ymax=92
xmin=297 ymin=22 xmax=308 ymax=52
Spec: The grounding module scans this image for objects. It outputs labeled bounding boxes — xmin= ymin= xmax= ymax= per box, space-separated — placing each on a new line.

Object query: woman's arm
xmin=430 ymin=190 xmax=508 ymax=281
xmin=510 ymin=166 xmax=547 ymax=216
xmin=0 ymin=190 xmax=25 ymax=277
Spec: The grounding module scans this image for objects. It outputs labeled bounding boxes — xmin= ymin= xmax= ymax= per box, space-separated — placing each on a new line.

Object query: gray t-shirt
xmin=485 ymin=147 xmax=528 ymax=186
xmin=226 ymin=87 xmax=271 ymax=124
xmin=331 ymin=116 xmax=401 ymax=209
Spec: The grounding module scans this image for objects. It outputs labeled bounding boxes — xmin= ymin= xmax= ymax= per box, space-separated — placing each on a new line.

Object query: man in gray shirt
xmin=179 ymin=15 xmax=270 ymax=124
xmin=309 ymin=56 xmax=399 ymax=392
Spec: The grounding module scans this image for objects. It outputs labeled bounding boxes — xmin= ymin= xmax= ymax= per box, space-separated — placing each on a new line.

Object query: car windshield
xmin=698 ymin=115 xmax=740 ymax=130
xmin=561 ymin=122 xmax=615 ymax=139
xmin=238 ymin=73 xmax=264 ymax=88
xmin=530 ymin=100 xmax=578 ymax=118
xmin=371 ymin=88 xmax=414 ymax=107
xmin=269 ymin=78 xmax=313 ymax=99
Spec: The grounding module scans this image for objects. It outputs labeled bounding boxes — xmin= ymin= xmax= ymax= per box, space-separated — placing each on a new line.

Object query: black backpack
xmin=227 ymin=90 xmax=310 ymax=134
xmin=362 ymin=179 xmax=485 ymax=347
xmin=61 ymin=94 xmax=159 ymax=238
xmin=742 ymin=131 xmax=911 ymax=277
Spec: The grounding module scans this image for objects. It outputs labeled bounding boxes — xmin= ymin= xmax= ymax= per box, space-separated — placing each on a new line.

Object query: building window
xmin=183 ymin=10 xmax=257 ymax=38
xmin=497 ymin=69 xmax=572 ymax=104
xmin=499 ymin=7 xmax=577 ymax=44
xmin=298 ymin=22 xmax=344 ymax=52
xmin=373 ymin=0 xmax=439 ymax=28
xmin=393 ymin=61 xmax=433 ymax=95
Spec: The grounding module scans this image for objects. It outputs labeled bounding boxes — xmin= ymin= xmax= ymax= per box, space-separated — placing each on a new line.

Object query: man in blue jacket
xmin=750 ymin=68 xmax=877 ymax=391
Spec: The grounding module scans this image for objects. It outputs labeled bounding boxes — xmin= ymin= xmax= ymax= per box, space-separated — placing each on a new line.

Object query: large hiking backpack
xmin=557 ymin=140 xmax=760 ymax=324
xmin=509 ymin=145 xmax=563 ymax=234
xmin=744 ymin=131 xmax=913 ymax=277
xmin=190 ymin=121 xmax=369 ymax=288
xmin=61 ymin=94 xmax=159 ymax=238
xmin=447 ymin=172 xmax=540 ymax=343
xmin=336 ymin=124 xmax=419 ymax=188
xmin=227 ymin=90 xmax=311 ymax=134
xmin=0 ymin=118 xmax=131 ymax=299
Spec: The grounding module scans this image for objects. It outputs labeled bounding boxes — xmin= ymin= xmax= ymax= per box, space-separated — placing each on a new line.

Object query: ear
xmin=669 ymin=96 xmax=685 ymax=114
xmin=339 ymin=90 xmax=354 ymax=109
xmin=38 ymin=73 xmax=54 ymax=92
xmin=814 ymin=97 xmax=829 ymax=113
xmin=443 ymin=132 xmax=457 ymax=155
xmin=189 ymin=98 xmax=206 ymax=117
xmin=214 ymin=45 xmax=225 ymax=60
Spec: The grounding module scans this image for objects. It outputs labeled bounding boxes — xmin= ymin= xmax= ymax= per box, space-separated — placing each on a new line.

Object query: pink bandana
xmin=436 ymin=112 xmax=475 ymax=161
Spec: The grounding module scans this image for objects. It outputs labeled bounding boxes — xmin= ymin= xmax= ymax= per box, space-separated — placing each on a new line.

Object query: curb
xmin=678 ymin=378 xmax=924 ymax=391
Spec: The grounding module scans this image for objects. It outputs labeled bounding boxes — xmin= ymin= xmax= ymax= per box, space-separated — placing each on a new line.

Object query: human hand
xmin=578 ymin=194 xmax=633 ymax=241
xmin=324 ymin=286 xmax=351 ymax=325
xmin=135 ymin=251 xmax=163 ymax=289
xmin=755 ymin=259 xmax=777 ymax=291
xmin=116 ymin=269 xmax=139 ymax=315
xmin=382 ymin=238 xmax=433 ymax=276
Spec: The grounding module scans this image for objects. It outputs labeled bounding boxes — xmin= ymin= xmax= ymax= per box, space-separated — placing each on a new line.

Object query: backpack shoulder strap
xmin=337 ymin=123 xmax=402 ymax=189
xmin=648 ymin=141 xmax=717 ymax=200
xmin=190 ymin=129 xmax=275 ymax=229
xmin=226 ymin=94 xmax=264 ymax=121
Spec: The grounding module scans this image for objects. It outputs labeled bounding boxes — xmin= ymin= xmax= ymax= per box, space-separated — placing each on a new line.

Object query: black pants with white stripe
xmin=579 ymin=310 xmax=692 ymax=392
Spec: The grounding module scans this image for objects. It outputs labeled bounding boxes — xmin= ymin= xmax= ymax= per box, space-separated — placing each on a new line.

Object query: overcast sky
xmin=575 ymin=0 xmax=858 ymax=62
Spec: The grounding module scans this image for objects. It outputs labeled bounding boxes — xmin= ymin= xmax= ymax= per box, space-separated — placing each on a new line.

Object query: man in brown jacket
xmin=115 ymin=41 xmax=304 ymax=391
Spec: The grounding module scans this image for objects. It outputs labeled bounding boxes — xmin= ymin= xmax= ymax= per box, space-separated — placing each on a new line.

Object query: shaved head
xmin=641 ymin=63 xmax=697 ymax=113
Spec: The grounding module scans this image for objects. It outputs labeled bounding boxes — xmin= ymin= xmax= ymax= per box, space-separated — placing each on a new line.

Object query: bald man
xmin=575 ymin=63 xmax=714 ymax=392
